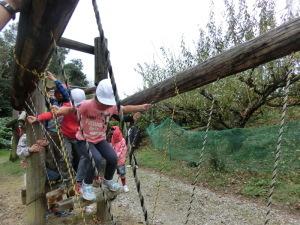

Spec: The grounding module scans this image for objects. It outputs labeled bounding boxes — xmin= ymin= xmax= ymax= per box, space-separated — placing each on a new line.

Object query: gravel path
xmin=0 ymin=168 xmax=299 ymax=225
xmin=112 ymin=168 xmax=300 ymax=225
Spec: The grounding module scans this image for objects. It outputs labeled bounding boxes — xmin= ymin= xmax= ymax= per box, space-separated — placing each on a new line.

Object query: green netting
xmin=146 ymin=118 xmax=300 ymax=172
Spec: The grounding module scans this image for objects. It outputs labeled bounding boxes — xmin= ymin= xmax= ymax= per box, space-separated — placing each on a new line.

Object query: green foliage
xmin=241 ymin=178 xmax=269 ymax=197
xmin=0 ymin=25 xmax=88 ymax=117
xmin=0 ymin=150 xmax=23 ymax=176
xmin=0 ymin=117 xmax=12 ymax=148
xmin=47 ymin=47 xmax=70 ymax=75
xmin=136 ymin=0 xmax=300 ymax=129
xmin=0 ymin=24 xmax=17 ymax=116
xmin=64 ymin=59 xmax=88 ymax=87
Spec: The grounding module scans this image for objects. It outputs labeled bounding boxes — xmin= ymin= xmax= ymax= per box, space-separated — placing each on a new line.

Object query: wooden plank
xmin=25 ymin=83 xmax=46 ymax=225
xmin=121 ymin=18 xmax=300 ymax=105
xmin=84 ymin=86 xmax=96 ymax=95
xmin=58 ymin=37 xmax=94 ymax=54
xmin=12 ymin=0 xmax=79 ymax=110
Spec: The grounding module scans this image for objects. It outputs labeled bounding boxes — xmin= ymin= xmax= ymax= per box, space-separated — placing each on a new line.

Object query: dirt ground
xmin=0 ymin=167 xmax=299 ymax=225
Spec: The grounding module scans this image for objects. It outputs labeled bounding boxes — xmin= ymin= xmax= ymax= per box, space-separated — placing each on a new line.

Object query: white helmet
xmin=96 ymin=79 xmax=116 ymax=105
xmin=71 ymin=88 xmax=86 ymax=107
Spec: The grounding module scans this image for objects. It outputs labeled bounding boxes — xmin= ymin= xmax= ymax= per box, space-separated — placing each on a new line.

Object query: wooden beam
xmin=84 ymin=86 xmax=96 ymax=95
xmin=121 ymin=18 xmax=300 ymax=105
xmin=11 ymin=0 xmax=80 ymax=110
xmin=58 ymin=37 xmax=94 ymax=54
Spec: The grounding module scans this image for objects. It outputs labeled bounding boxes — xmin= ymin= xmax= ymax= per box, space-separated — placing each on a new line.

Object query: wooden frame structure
xmin=11 ymin=1 xmax=300 ymax=224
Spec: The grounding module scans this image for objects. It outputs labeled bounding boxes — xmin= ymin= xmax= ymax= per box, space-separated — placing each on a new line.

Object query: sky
xmin=63 ymin=0 xmax=289 ymax=98
xmin=63 ymin=0 xmax=217 ymax=98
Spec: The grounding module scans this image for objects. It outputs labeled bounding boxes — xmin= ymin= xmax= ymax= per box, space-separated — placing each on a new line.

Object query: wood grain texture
xmin=12 ymin=0 xmax=79 ymax=110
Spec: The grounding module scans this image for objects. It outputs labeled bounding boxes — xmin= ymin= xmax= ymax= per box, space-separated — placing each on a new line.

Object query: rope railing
xmin=91 ymin=1 xmax=149 ymax=224
xmin=264 ymin=73 xmax=291 ymax=225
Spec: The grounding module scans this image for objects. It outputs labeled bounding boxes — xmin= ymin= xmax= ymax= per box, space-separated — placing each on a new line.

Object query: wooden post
xmin=94 ymin=37 xmax=108 ymax=85
xmin=94 ymin=36 xmax=111 ymax=222
xmin=12 ymin=0 xmax=80 ymax=110
xmin=25 ymin=83 xmax=46 ymax=225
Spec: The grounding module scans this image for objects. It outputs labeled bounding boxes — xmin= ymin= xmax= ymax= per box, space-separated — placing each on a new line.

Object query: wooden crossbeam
xmin=121 ymin=18 xmax=300 ymax=105
xmin=58 ymin=37 xmax=94 ymax=54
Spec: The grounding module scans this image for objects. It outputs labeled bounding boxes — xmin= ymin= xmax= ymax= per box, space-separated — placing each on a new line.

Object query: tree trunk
xmin=9 ymin=110 xmax=19 ymax=162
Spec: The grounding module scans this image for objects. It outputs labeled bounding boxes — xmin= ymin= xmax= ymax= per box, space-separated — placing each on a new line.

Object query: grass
xmin=136 ymin=144 xmax=300 ymax=209
xmin=0 ymin=149 xmax=23 ymax=176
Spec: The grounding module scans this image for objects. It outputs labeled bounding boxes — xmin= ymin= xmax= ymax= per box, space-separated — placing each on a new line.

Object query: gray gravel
xmin=112 ymin=168 xmax=300 ymax=225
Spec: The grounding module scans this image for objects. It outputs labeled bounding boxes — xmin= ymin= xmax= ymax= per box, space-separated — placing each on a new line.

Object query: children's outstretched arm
xmin=122 ymin=104 xmax=151 ymax=114
xmin=47 ymin=71 xmax=70 ymax=102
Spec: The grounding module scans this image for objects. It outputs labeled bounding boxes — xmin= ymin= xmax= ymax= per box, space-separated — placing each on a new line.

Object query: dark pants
xmin=77 ymin=140 xmax=117 ymax=184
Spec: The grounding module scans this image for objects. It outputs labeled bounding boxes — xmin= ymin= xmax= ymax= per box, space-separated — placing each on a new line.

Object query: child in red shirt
xmin=110 ymin=126 xmax=129 ymax=192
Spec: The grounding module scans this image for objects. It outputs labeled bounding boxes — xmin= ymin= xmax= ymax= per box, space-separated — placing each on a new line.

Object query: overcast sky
xmin=61 ymin=0 xmax=289 ymax=98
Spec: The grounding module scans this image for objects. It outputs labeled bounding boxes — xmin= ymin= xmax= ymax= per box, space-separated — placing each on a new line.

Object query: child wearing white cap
xmin=75 ymin=79 xmax=151 ymax=198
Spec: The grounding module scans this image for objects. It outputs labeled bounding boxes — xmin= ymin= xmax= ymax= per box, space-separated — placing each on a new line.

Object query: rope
xmin=52 ymin=37 xmax=109 ymax=225
xmin=27 ymin=106 xmax=53 ymax=190
xmin=91 ymin=1 xmax=138 ymax=224
xmin=264 ymin=74 xmax=291 ymax=225
xmin=151 ymin=77 xmax=180 ymax=223
xmin=126 ymin=128 xmax=150 ymax=225
xmin=28 ymin=71 xmax=88 ymax=223
xmin=151 ymin=105 xmax=176 ymax=224
xmin=184 ymin=78 xmax=218 ymax=224
xmin=92 ymin=1 xmax=151 ymax=224
xmin=26 ymin=99 xmax=65 ymax=184
xmin=13 ymin=48 xmax=46 ymax=80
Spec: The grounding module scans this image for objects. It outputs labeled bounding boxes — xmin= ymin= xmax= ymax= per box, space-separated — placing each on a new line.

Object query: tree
xmin=0 ymin=25 xmax=89 ymax=117
xmin=64 ymin=59 xmax=88 ymax=87
xmin=136 ymin=0 xmax=300 ymax=129
xmin=0 ymin=23 xmax=17 ymax=117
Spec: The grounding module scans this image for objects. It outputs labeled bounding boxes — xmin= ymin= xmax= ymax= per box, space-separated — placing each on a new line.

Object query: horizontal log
xmin=121 ymin=18 xmax=300 ymax=105
xmin=11 ymin=0 xmax=79 ymax=110
xmin=85 ymin=86 xmax=96 ymax=95
xmin=58 ymin=37 xmax=94 ymax=54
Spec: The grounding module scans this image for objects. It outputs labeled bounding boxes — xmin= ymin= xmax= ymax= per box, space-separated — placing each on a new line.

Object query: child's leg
xmin=94 ymin=140 xmax=117 ymax=180
xmin=76 ymin=141 xmax=99 ymax=185
xmin=117 ymin=165 xmax=126 ymax=186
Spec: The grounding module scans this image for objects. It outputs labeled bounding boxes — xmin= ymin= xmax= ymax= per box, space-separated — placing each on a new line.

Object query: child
xmin=73 ymin=78 xmax=151 ymax=199
xmin=16 ymin=113 xmax=55 ymax=183
xmin=27 ymin=88 xmax=87 ymax=183
xmin=110 ymin=126 xmax=129 ymax=192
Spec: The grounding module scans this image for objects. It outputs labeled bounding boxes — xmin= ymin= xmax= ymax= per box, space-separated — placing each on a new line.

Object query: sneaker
xmin=123 ymin=185 xmax=129 ymax=193
xmin=103 ymin=179 xmax=122 ymax=192
xmin=82 ymin=181 xmax=96 ymax=201
xmin=84 ymin=204 xmax=96 ymax=214
xmin=75 ymin=182 xmax=82 ymax=195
